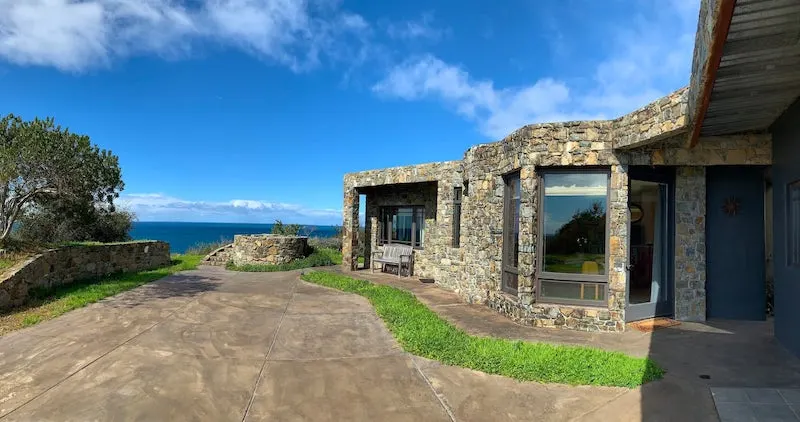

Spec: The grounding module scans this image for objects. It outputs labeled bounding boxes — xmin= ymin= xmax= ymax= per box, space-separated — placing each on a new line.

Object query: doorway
xmin=627 ymin=167 xmax=674 ymax=322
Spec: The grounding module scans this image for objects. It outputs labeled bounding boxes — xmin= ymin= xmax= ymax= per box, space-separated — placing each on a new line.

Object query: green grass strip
xmin=0 ymin=254 xmax=204 ymax=335
xmin=301 ymin=271 xmax=664 ymax=388
xmin=226 ymin=248 xmax=342 ymax=272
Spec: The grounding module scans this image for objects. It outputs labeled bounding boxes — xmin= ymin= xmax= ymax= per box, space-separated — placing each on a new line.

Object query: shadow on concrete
xmin=96 ymin=273 xmax=222 ymax=310
xmin=637 ymin=319 xmax=800 ymax=421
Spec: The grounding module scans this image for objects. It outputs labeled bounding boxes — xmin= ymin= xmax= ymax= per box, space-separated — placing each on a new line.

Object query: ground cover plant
xmin=227 ymin=247 xmax=342 ymax=272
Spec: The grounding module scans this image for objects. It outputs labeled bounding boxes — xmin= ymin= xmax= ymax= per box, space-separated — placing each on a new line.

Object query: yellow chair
xmin=581 ymin=261 xmax=599 ymax=275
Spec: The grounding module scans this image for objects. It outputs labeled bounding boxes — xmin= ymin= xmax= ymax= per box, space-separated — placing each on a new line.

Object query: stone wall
xmin=343 ymin=82 xmax=774 ymax=332
xmin=674 ymin=167 xmax=708 ymax=321
xmin=231 ymin=235 xmax=308 ymax=266
xmin=0 ymin=241 xmax=170 ymax=311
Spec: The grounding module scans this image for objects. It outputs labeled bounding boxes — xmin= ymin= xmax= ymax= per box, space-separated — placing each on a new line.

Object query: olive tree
xmin=0 ymin=114 xmax=124 ymax=242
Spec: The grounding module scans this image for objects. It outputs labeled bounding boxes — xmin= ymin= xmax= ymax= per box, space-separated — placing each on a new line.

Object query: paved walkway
xmin=0 ymin=266 xmax=632 ymax=422
xmin=345 ymin=269 xmax=800 ymax=421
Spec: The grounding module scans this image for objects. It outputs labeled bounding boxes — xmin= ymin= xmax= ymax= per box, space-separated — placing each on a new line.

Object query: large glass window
xmin=539 ymin=171 xmax=609 ymax=303
xmin=380 ymin=206 xmax=425 ymax=248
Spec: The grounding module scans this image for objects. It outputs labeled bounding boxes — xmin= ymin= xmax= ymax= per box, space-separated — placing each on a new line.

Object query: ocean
xmin=130 ymin=222 xmax=339 ymax=254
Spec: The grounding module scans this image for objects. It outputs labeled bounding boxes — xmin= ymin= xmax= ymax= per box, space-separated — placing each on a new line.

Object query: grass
xmin=0 ymin=254 xmax=204 ymax=336
xmin=227 ymin=247 xmax=342 ymax=272
xmin=301 ymin=271 xmax=664 ymax=388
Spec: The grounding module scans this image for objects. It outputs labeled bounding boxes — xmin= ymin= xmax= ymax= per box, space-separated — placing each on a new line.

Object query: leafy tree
xmin=271 ymin=219 xmax=301 ymax=236
xmin=0 ymin=114 xmax=124 ymax=242
xmin=545 ymin=202 xmax=606 ymax=255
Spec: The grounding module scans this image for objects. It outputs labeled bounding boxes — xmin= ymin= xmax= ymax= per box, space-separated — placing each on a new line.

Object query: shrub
xmin=309 ymin=236 xmax=342 ymax=251
xmin=16 ymin=201 xmax=134 ymax=245
xmin=271 ymin=219 xmax=301 ymax=236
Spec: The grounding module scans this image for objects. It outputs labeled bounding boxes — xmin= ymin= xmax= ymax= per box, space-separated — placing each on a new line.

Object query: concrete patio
xmin=0 ymin=266 xmax=799 ymax=421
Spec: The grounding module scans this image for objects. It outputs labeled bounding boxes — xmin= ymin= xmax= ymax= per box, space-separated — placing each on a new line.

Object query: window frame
xmin=379 ymin=205 xmax=426 ymax=249
xmin=536 ymin=168 xmax=611 ymax=306
xmin=789 ymin=180 xmax=800 ymax=268
xmin=501 ymin=171 xmax=522 ymax=296
xmin=453 ymin=187 xmax=463 ymax=248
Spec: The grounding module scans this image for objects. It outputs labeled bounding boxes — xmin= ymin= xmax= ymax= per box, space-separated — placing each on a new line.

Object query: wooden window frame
xmin=380 ymin=206 xmax=425 ymax=249
xmin=501 ymin=171 xmax=521 ymax=296
xmin=536 ymin=168 xmax=611 ymax=306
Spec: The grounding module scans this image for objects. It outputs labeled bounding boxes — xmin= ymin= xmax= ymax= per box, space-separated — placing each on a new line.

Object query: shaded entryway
xmin=706 ymin=166 xmax=767 ymax=320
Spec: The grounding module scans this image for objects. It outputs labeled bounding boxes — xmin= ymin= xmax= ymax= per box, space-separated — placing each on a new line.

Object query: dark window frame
xmin=501 ymin=171 xmax=521 ymax=296
xmin=536 ymin=168 xmax=611 ymax=306
xmin=789 ymin=180 xmax=800 ymax=267
xmin=379 ymin=205 xmax=425 ymax=249
xmin=453 ymin=187 xmax=463 ymax=248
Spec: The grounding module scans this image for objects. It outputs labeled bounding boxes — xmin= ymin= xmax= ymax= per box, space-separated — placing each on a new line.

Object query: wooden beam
xmin=689 ymin=0 xmax=737 ymax=148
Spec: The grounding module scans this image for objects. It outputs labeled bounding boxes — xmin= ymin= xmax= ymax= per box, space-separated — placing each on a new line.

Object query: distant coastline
xmin=130 ymin=221 xmax=339 ymax=254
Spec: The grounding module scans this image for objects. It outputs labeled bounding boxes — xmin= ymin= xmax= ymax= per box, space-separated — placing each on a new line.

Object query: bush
xmin=271 ymin=219 xmax=301 ymax=236
xmin=185 ymin=238 xmax=232 ymax=256
xmin=309 ymin=236 xmax=342 ymax=251
xmin=16 ymin=201 xmax=134 ymax=245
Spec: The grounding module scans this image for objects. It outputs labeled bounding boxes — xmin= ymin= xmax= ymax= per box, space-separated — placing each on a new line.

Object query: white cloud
xmin=373 ymin=2 xmax=699 ymax=139
xmin=120 ymin=193 xmax=341 ymax=224
xmin=372 ymin=55 xmax=601 ymax=138
xmin=385 ymin=13 xmax=447 ymax=42
xmin=0 ymin=0 xmax=371 ymax=72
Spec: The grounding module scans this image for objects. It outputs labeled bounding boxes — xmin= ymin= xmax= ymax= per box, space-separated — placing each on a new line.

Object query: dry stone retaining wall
xmin=0 ymin=241 xmax=170 ymax=311
xmin=232 ymin=235 xmax=308 ymax=266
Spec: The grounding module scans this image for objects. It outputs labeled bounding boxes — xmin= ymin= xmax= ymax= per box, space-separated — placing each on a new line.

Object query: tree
xmin=545 ymin=202 xmax=606 ymax=255
xmin=271 ymin=219 xmax=301 ymax=236
xmin=0 ymin=114 xmax=124 ymax=242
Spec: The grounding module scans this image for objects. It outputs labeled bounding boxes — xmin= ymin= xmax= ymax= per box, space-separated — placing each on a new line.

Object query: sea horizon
xmin=130 ymin=221 xmax=340 ymax=254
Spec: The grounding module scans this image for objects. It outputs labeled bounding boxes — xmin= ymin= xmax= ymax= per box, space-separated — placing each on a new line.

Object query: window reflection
xmin=542 ymin=173 xmax=608 ymax=275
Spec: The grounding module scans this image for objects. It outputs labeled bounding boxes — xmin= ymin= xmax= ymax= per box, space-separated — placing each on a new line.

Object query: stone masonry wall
xmin=0 ymin=241 xmax=171 ymax=311
xmin=343 ymin=88 xmax=773 ymax=332
xmin=674 ymin=167 xmax=708 ymax=321
xmin=232 ymin=235 xmax=308 ymax=266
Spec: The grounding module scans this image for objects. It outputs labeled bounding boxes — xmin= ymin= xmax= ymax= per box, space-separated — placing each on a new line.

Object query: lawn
xmin=226 ymin=247 xmax=342 ymax=272
xmin=0 ymin=254 xmax=203 ymax=336
xmin=301 ymin=271 xmax=664 ymax=388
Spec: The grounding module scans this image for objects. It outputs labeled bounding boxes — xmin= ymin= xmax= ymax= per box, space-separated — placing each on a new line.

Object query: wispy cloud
xmin=0 ymin=0 xmax=371 ymax=72
xmin=373 ymin=2 xmax=699 ymax=139
xmin=120 ymin=193 xmax=341 ymax=224
xmin=385 ymin=12 xmax=448 ymax=42
xmin=372 ymin=55 xmax=601 ymax=139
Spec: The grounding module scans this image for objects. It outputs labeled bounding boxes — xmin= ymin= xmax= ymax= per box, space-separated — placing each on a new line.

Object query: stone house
xmin=342 ymin=0 xmax=800 ymax=355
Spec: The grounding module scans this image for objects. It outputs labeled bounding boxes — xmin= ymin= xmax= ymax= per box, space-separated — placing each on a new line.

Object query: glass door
xmin=627 ymin=169 xmax=674 ymax=322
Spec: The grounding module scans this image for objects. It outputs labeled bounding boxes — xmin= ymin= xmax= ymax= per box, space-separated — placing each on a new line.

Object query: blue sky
xmin=0 ymin=0 xmax=699 ymax=225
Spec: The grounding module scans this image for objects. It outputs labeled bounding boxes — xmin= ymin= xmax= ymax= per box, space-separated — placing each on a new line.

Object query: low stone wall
xmin=232 ymin=235 xmax=308 ymax=266
xmin=0 ymin=241 xmax=171 ymax=311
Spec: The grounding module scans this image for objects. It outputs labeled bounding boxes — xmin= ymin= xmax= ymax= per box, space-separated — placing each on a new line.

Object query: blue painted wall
xmin=772 ymin=99 xmax=800 ymax=357
xmin=706 ymin=166 xmax=766 ymax=320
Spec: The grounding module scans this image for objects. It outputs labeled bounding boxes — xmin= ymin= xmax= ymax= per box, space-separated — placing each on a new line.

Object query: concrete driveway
xmin=0 ymin=266 xmax=629 ymax=422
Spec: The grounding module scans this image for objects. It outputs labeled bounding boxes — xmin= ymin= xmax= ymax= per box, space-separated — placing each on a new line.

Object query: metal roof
xmin=702 ymin=0 xmax=800 ymax=136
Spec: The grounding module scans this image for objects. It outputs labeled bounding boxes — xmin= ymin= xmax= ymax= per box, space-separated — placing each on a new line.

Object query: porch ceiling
xmin=701 ymin=0 xmax=800 ymax=136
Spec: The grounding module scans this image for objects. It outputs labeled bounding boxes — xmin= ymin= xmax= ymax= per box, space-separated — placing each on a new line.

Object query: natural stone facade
xmin=0 ymin=241 xmax=170 ymax=311
xmin=231 ymin=234 xmax=308 ymax=266
xmin=343 ymin=87 xmax=773 ymax=332
xmin=674 ymin=167 xmax=708 ymax=321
